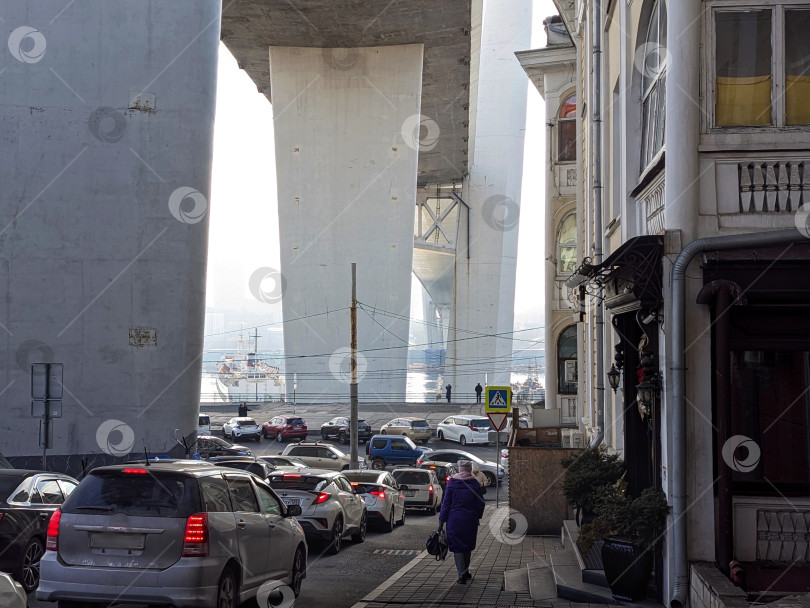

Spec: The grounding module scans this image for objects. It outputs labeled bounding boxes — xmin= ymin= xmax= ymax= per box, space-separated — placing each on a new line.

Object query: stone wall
xmin=508 ymin=446 xmax=577 ymax=535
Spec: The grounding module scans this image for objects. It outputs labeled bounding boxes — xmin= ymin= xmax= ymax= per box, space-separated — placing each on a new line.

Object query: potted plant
xmin=560 ymin=446 xmax=625 ymax=525
xmin=577 ymin=480 xmax=670 ymax=602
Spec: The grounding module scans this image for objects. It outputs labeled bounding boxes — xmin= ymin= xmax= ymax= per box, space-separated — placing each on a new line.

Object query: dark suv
xmin=38 ymin=462 xmax=307 ymax=607
xmin=320 ymin=417 xmax=373 ymax=444
xmin=366 ymin=435 xmax=431 ymax=470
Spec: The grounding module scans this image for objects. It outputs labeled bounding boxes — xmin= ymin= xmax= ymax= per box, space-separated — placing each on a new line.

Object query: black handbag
xmin=425 ymin=529 xmax=448 ymax=561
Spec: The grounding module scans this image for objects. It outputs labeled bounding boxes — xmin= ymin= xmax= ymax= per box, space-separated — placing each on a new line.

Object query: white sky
xmin=205 ymin=0 xmax=558 ymax=325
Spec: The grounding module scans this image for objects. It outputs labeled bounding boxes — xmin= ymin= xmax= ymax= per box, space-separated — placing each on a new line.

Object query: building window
xmin=558 ymin=325 xmax=578 ymax=394
xmin=640 ymin=0 xmax=667 ymax=171
xmin=558 ymin=94 xmax=577 ymax=163
xmin=712 ymin=5 xmax=810 ymax=128
xmin=557 ymin=213 xmax=577 ymax=275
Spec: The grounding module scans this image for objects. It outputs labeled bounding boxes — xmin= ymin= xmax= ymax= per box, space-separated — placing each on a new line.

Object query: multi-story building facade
xmin=521 ymin=1 xmax=810 ymax=605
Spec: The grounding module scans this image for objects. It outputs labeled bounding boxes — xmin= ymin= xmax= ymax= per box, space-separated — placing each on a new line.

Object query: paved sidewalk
xmin=351 ymin=507 xmax=618 ymax=608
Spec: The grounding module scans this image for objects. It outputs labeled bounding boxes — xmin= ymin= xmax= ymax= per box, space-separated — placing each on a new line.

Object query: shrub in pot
xmin=560 ymin=446 xmax=625 ymax=525
xmin=578 ymin=480 xmax=670 ymax=602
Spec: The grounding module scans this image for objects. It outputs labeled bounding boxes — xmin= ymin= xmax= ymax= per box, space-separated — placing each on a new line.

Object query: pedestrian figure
xmin=445 ymin=384 xmax=452 ymax=403
xmin=475 ymin=383 xmax=483 ymax=404
xmin=438 ymin=460 xmax=485 ymax=584
xmin=238 ymin=402 xmax=248 ymax=417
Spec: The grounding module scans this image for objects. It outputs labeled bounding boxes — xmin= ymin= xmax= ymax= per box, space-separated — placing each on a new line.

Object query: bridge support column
xmin=269 ymin=45 xmax=423 ymax=401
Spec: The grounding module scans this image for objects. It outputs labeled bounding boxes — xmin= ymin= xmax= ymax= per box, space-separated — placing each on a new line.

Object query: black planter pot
xmin=600 ymin=537 xmax=653 ymax=602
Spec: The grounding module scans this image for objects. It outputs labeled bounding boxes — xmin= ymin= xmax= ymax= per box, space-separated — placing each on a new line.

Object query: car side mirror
xmin=399 ymin=484 xmax=408 ymax=490
xmin=330 ymin=454 xmax=338 ymax=459
xmin=277 ymin=451 xmax=283 ymax=455
xmin=286 ymin=505 xmax=302 ymax=517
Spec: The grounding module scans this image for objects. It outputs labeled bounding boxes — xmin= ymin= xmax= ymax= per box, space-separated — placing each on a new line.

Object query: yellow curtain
xmin=786 ymin=75 xmax=810 ymax=125
xmin=716 ymin=76 xmax=772 ymax=126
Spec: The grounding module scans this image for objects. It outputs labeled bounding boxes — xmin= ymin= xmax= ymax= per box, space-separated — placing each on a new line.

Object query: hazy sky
xmin=205 ymin=0 xmax=557 ymax=326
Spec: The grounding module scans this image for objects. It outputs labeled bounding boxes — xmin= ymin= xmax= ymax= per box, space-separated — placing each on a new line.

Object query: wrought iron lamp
xmin=607 ymin=364 xmax=621 ymax=392
xmin=635 ymin=351 xmax=661 ymax=421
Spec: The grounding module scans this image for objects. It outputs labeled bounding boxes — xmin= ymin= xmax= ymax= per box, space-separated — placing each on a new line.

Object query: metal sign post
xmin=31 ymin=363 xmax=63 ymax=470
xmin=487 ymin=412 xmax=508 ymax=508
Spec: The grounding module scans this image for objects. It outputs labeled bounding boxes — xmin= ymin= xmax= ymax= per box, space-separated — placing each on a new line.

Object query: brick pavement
xmin=352 ymin=507 xmax=623 ymax=608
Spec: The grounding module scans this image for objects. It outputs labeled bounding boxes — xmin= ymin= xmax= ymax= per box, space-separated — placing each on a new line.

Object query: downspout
xmin=669 ymin=227 xmax=804 ymax=608
xmin=591 ymin=0 xmax=605 ymax=446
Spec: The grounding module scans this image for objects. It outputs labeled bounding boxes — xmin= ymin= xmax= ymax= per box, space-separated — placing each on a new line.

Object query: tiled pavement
xmin=352 ymin=507 xmax=622 ymax=608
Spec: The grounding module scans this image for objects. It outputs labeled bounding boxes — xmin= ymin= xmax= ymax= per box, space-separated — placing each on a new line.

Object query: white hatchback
xmin=223 ymin=417 xmax=261 ymax=442
xmin=436 ymin=415 xmax=491 ymax=446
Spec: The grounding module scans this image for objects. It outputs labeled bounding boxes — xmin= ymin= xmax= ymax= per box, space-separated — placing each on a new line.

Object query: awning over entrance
xmin=565 ymin=235 xmax=664 ymax=312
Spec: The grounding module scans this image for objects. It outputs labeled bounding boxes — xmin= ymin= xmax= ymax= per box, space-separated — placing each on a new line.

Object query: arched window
xmin=558 ymin=94 xmax=577 ymax=162
xmin=640 ymin=0 xmax=667 ymax=171
xmin=557 ymin=213 xmax=577 ymax=275
xmin=558 ymin=325 xmax=578 ymax=394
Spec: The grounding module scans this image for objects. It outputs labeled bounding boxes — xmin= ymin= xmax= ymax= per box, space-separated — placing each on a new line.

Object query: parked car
xmin=260 ymin=455 xmax=310 ymax=469
xmin=342 ymin=470 xmax=406 ymax=532
xmin=267 ymin=469 xmax=366 ymax=554
xmin=391 ymin=468 xmax=443 ymax=513
xmin=280 ymin=441 xmax=361 ymax=471
xmin=417 ymin=461 xmax=459 ymax=490
xmin=417 ymin=449 xmax=504 ymax=486
xmin=379 ymin=417 xmax=433 ymax=443
xmin=366 ymin=435 xmax=432 ymax=470
xmin=436 ymin=415 xmax=492 ymax=446
xmin=0 ymin=470 xmax=79 ymax=593
xmin=197 ymin=414 xmax=211 ymax=435
xmin=320 ymin=417 xmax=373 ymax=444
xmin=37 ymin=462 xmax=308 ymax=606
xmin=206 ymin=457 xmax=277 ymax=479
xmin=0 ymin=572 xmax=26 ymax=608
xmin=262 ymin=415 xmax=308 ymax=442
xmin=195 ymin=435 xmax=253 ymax=458
xmin=223 ymin=417 xmax=262 ymax=442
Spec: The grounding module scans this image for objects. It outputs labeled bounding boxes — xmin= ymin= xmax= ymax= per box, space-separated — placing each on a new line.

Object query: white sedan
xmin=343 ymin=470 xmax=406 ymax=532
xmin=222 ymin=417 xmax=262 ymax=441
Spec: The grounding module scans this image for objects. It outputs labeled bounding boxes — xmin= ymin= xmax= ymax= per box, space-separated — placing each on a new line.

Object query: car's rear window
xmin=63 ymin=471 xmax=200 ymax=517
xmin=392 ymin=470 xmax=430 ymax=485
xmin=198 ymin=416 xmax=210 ymax=425
xmin=287 ymin=418 xmax=305 ymax=425
xmin=237 ymin=419 xmax=257 ymax=426
xmin=411 ymin=420 xmax=430 ymax=428
xmin=267 ymin=474 xmax=329 ymax=491
xmin=470 ymin=419 xmax=490 ymax=428
xmin=351 ymin=483 xmax=386 ymax=494
xmin=343 ymin=472 xmax=381 ymax=484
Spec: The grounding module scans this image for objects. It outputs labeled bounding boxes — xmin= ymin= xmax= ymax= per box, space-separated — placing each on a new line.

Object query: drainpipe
xmin=591 ymin=0 xmax=605 ymax=447
xmin=669 ymin=227 xmax=804 ymax=608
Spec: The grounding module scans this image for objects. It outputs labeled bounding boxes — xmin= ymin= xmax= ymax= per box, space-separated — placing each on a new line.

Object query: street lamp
xmin=607 ymin=364 xmax=621 ymax=393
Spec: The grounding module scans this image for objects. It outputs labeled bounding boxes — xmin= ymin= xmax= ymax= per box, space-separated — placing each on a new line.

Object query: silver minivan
xmin=198 ymin=414 xmax=211 ymax=435
xmin=38 ymin=462 xmax=307 ymax=608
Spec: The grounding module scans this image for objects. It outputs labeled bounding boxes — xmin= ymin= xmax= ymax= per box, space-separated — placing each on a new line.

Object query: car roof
xmin=342 ymin=469 xmax=385 ymax=478
xmin=270 ymin=468 xmax=340 ymax=478
xmin=0 ymin=469 xmax=53 ymax=478
xmin=90 ymin=462 xmax=242 ymax=476
xmin=231 ymin=417 xmax=257 ymax=422
xmin=399 ymin=416 xmax=428 ymax=421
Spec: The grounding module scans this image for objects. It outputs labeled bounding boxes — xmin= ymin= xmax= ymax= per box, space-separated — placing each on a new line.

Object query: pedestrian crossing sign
xmin=485 ymin=386 xmax=511 ymax=413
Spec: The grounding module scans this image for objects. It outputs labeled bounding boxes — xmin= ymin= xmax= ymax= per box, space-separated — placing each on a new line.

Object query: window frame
xmin=556 ymin=212 xmax=578 ymax=277
xmin=639 ymin=0 xmax=667 ymax=173
xmin=557 ymin=92 xmax=578 ymax=164
xmin=704 ymin=0 xmax=810 ymax=140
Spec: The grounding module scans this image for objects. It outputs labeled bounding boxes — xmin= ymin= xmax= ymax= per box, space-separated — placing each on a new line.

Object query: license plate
xmin=89 ymin=532 xmax=145 ymax=550
xmin=282 ymin=498 xmax=301 ymax=506
xmin=294 ymin=425 xmax=302 ymax=429
xmin=404 ymin=490 xmax=416 ymax=497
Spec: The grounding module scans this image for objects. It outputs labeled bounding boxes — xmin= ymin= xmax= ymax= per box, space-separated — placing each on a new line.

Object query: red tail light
xmin=416 ymin=460 xmax=423 ymax=466
xmin=468 ymin=425 xmax=477 ymax=432
xmin=46 ymin=509 xmax=61 ymax=551
xmin=369 ymin=490 xmax=386 ymax=499
xmin=122 ymin=468 xmax=148 ymax=474
xmin=446 ymin=476 xmax=451 ymax=482
xmin=283 ymin=474 xmax=302 ymax=478
xmin=313 ymin=492 xmax=330 ymax=504
xmin=428 ymin=484 xmax=434 ymax=500
xmin=182 ymin=513 xmax=209 ymax=557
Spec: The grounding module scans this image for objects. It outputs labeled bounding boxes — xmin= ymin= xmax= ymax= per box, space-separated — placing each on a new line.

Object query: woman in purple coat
xmin=438 ymin=460 xmax=486 ymax=583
